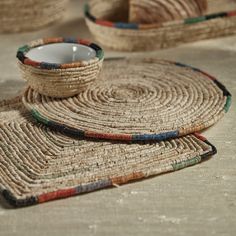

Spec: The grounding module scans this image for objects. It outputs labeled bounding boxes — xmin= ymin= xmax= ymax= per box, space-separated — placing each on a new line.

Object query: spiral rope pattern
xmin=0 ymin=97 xmax=214 ymax=206
xmin=22 ymin=58 xmax=230 ymax=141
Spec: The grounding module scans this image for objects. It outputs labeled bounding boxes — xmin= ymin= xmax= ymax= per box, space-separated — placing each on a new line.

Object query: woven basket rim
xmin=16 ymin=37 xmax=104 ymax=70
xmin=84 ymin=3 xmax=236 ymax=30
xmin=23 ymin=59 xmax=232 ymax=142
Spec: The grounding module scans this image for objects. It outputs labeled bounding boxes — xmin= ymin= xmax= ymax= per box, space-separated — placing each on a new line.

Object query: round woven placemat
xmin=0 ymin=97 xmax=216 ymax=207
xmin=22 ymin=58 xmax=231 ymax=142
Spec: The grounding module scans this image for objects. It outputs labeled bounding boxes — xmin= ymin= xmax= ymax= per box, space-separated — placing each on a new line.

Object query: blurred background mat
xmin=0 ymin=0 xmax=235 ymax=236
xmin=0 ymin=0 xmax=69 ymax=33
xmin=208 ymin=0 xmax=236 ymax=13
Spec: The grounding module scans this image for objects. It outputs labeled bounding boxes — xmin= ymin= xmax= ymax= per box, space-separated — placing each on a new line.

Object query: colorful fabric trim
xmin=84 ymin=3 xmax=236 ymax=30
xmin=16 ymin=37 xmax=104 ymax=70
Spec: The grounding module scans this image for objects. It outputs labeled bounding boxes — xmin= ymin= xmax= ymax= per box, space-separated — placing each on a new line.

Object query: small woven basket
xmin=85 ymin=0 xmax=236 ymax=51
xmin=0 ymin=0 xmax=69 ymax=33
xmin=17 ymin=37 xmax=104 ymax=98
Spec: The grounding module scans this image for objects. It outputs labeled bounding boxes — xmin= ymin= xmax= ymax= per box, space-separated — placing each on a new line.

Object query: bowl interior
xmin=26 ymin=43 xmax=96 ymax=64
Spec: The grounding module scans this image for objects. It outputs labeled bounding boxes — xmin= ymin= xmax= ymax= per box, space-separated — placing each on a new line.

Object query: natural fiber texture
xmin=85 ymin=0 xmax=236 ymax=51
xmin=0 ymin=96 xmax=216 ymax=207
xmin=17 ymin=38 xmax=104 ymax=98
xmin=207 ymin=0 xmax=236 ymax=14
xmin=22 ymin=58 xmax=231 ymax=142
xmin=0 ymin=0 xmax=69 ymax=33
xmin=129 ymin=0 xmax=207 ymax=24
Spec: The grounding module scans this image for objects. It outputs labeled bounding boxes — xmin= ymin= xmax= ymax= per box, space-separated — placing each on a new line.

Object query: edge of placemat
xmin=0 ymin=133 xmax=217 ymax=207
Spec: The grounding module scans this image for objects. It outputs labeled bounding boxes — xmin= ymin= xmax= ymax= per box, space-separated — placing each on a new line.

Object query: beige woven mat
xmin=0 ymin=96 xmax=215 ymax=207
xmin=22 ymin=58 xmax=229 ymax=141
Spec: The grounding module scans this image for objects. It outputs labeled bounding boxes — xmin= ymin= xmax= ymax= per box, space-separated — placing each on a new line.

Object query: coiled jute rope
xmin=17 ymin=37 xmax=104 ymax=98
xmin=85 ymin=0 xmax=236 ymax=51
xmin=22 ymin=58 xmax=231 ymax=142
xmin=0 ymin=96 xmax=216 ymax=207
xmin=0 ymin=0 xmax=69 ymax=33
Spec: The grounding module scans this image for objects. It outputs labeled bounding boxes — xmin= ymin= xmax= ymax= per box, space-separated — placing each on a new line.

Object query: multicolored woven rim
xmin=16 ymin=37 xmax=104 ymax=70
xmin=84 ymin=3 xmax=236 ymax=30
xmin=23 ymin=59 xmax=231 ymax=142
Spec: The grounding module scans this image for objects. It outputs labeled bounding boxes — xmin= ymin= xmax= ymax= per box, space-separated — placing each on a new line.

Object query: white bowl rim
xmin=26 ymin=43 xmax=97 ymax=64
xmin=17 ymin=37 xmax=104 ymax=69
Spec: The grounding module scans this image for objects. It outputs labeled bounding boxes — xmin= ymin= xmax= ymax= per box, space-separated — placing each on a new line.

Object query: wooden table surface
xmin=0 ymin=1 xmax=235 ymax=235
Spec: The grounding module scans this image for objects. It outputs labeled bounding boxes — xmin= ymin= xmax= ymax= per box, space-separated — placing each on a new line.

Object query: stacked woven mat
xmin=0 ymin=0 xmax=69 ymax=33
xmin=0 ymin=58 xmax=231 ymax=207
xmin=85 ymin=0 xmax=236 ymax=51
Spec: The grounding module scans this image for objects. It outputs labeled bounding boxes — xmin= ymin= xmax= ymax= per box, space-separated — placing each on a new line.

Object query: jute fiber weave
xmin=0 ymin=97 xmax=216 ymax=207
xmin=85 ymin=0 xmax=236 ymax=51
xmin=22 ymin=58 xmax=231 ymax=142
xmin=0 ymin=0 xmax=69 ymax=33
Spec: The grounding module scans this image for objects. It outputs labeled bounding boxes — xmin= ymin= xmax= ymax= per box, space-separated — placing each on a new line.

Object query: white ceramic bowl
xmin=26 ymin=43 xmax=97 ymax=64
